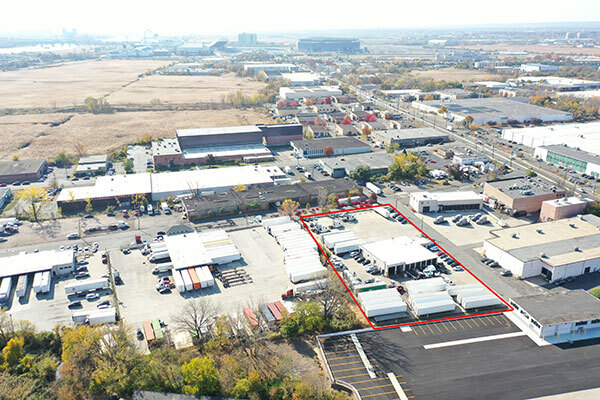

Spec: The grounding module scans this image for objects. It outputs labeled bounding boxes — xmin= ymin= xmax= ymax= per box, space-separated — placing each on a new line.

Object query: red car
xmin=101 ymin=255 xmax=108 ymax=264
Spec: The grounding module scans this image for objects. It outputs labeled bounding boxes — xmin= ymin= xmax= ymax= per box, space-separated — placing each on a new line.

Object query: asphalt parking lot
xmin=322 ymin=316 xmax=600 ymax=400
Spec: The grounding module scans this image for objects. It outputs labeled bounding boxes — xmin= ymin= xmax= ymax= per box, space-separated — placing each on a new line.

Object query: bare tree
xmin=311 ymin=270 xmax=348 ymax=322
xmin=172 ymin=298 xmax=220 ymax=343
xmin=74 ymin=141 xmax=87 ymax=157
xmin=317 ymin=188 xmax=328 ymax=209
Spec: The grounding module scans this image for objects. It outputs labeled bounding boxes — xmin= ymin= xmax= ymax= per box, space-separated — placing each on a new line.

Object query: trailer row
xmin=143 ymin=319 xmax=165 ymax=346
xmin=0 ymin=270 xmax=53 ymax=305
xmin=172 ymin=266 xmax=215 ymax=293
xmin=243 ymin=301 xmax=288 ymax=331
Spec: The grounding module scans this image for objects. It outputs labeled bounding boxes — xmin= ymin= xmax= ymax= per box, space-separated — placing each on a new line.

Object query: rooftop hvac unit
xmin=512 ymin=233 xmax=518 ymax=239
xmin=539 ymin=252 xmax=547 ymax=259
xmin=536 ymin=229 xmax=543 ymax=234
xmin=574 ymin=247 xmax=581 ymax=252
xmin=569 ymin=223 xmax=577 ymax=228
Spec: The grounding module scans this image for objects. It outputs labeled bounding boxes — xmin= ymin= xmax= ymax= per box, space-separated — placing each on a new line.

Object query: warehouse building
xmin=372 ymin=128 xmax=449 ymax=148
xmin=320 ymin=152 xmax=393 ymax=178
xmin=519 ymin=63 xmax=559 ymax=73
xmin=290 ymin=137 xmax=371 ymax=158
xmin=56 ymin=166 xmax=286 ymax=211
xmin=0 ymin=249 xmax=75 ymax=278
xmin=509 ymin=290 xmax=600 ymax=341
xmin=182 ymin=179 xmax=361 ymax=221
xmin=534 ymin=145 xmax=600 ymax=178
xmin=483 ymin=214 xmax=600 ymax=281
xmin=503 ymin=121 xmax=600 ymax=158
xmin=279 ymin=86 xmax=342 ymax=101
xmin=243 ymin=63 xmax=297 ymax=74
xmin=281 ymin=72 xmax=321 ymax=86
xmin=539 ymin=197 xmax=593 ymax=222
xmin=298 ymin=37 xmax=360 ymax=53
xmin=152 ymin=124 xmax=302 ymax=167
xmin=412 ymin=97 xmax=573 ymax=125
xmin=483 ymin=177 xmax=566 ymax=216
xmin=0 ymin=159 xmax=47 ymax=184
xmin=409 ymin=191 xmax=483 ymax=213
xmin=74 ymin=155 xmax=108 ymax=176
xmin=360 ymin=237 xmax=437 ymax=276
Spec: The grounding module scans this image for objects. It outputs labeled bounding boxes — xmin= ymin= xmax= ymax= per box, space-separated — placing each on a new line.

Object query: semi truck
xmin=375 ymin=206 xmax=391 ymax=219
xmin=64 ymin=278 xmax=109 ymax=294
xmin=152 ymin=263 xmax=173 ymax=274
xmin=148 ymin=250 xmax=170 ymax=263
xmin=366 ymin=182 xmax=382 ymax=195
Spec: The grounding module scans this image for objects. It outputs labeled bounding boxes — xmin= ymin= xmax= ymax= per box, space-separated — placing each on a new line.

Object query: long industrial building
xmin=298 ymin=37 xmax=360 ymax=53
xmin=56 ymin=165 xmax=286 ymax=212
xmin=412 ymin=97 xmax=573 ymax=125
xmin=483 ymin=214 xmax=600 ymax=282
xmin=152 ymin=124 xmax=302 ymax=167
xmin=279 ymin=86 xmax=342 ymax=101
xmin=409 ymin=191 xmax=483 ymax=213
xmin=534 ymin=145 xmax=600 ymax=178
xmin=0 ymin=249 xmax=75 ymax=278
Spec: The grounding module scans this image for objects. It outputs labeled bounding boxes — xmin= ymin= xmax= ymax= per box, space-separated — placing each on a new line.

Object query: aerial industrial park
xmin=2 ymin=7 xmax=600 ymax=400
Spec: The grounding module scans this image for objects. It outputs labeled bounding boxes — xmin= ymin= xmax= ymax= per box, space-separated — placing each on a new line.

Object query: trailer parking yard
xmin=319 ymin=318 xmax=600 ymax=400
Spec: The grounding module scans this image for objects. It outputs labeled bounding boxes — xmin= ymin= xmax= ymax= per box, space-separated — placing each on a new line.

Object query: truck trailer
xmin=15 ymin=274 xmax=29 ymax=298
xmin=86 ymin=308 xmax=117 ymax=325
xmin=64 ymin=278 xmax=109 ymax=294
xmin=0 ymin=277 xmax=12 ymax=304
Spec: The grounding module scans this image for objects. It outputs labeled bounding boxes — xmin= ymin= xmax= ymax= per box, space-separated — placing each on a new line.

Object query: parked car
xmin=500 ymin=269 xmax=512 ymax=277
xmin=67 ymin=233 xmax=79 ymax=240
xmin=85 ymin=293 xmax=99 ymax=300
xmin=136 ymin=328 xmax=144 ymax=340
xmin=68 ymin=300 xmax=82 ymax=308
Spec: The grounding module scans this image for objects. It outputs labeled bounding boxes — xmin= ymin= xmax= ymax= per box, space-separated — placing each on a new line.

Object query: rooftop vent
xmin=569 ymin=223 xmax=577 ymax=228
xmin=536 ymin=229 xmax=544 ymax=234
xmin=540 ymin=252 xmax=547 ymax=258
xmin=574 ymin=246 xmax=581 ymax=252
xmin=512 ymin=233 xmax=519 ymax=239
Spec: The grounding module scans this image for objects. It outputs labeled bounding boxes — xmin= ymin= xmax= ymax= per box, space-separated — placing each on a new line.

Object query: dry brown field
xmin=409 ymin=67 xmax=504 ymax=81
xmin=0 ymin=109 xmax=271 ymax=160
xmin=0 ymin=59 xmax=171 ymax=108
xmin=454 ymin=44 xmax=600 ymax=56
xmin=106 ymin=73 xmax=266 ymax=104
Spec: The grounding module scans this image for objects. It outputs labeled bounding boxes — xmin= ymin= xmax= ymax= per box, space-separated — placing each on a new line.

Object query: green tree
xmin=2 ymin=336 xmax=24 ymax=370
xmin=85 ymin=198 xmax=93 ymax=214
xmin=585 ymin=201 xmax=600 ymax=217
xmin=54 ymin=152 xmax=74 ymax=167
xmin=279 ymin=199 xmax=299 ymax=217
xmin=124 ymin=159 xmax=134 ymax=174
xmin=350 ymin=165 xmax=372 ymax=181
xmin=387 ymin=143 xmax=400 ymax=153
xmin=17 ymin=186 xmax=49 ymax=222
xmin=387 ymin=152 xmax=428 ymax=181
xmin=181 ymin=357 xmax=221 ymax=396
xmin=462 ymin=115 xmax=474 ymax=128
xmin=526 ymin=169 xmax=537 ymax=177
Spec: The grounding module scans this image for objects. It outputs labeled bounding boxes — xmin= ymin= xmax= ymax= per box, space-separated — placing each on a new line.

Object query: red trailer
xmin=143 ymin=321 xmax=155 ymax=345
xmin=267 ymin=302 xmax=282 ymax=321
xmin=188 ymin=268 xmax=201 ymax=290
xmin=243 ymin=307 xmax=258 ymax=329
xmin=274 ymin=301 xmax=289 ymax=318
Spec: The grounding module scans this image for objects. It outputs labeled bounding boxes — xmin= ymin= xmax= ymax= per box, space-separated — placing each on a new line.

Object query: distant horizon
xmin=2 ymin=0 xmax=600 ymax=37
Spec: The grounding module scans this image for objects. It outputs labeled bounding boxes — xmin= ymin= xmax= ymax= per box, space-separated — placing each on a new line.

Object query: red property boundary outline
xmin=299 ymin=203 xmax=514 ymax=330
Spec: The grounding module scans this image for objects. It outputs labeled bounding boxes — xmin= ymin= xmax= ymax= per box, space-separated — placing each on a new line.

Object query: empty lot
xmin=410 ymin=67 xmax=503 ymax=82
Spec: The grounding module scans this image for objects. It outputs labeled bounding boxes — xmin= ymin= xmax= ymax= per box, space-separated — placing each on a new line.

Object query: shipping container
xmin=15 ymin=274 xmax=29 ymax=298
xmin=72 ymin=310 xmax=90 ymax=323
xmin=274 ymin=301 xmax=288 ymax=317
xmin=152 ymin=320 xmax=164 ymax=340
xmin=172 ymin=269 xmax=186 ymax=293
xmin=267 ymin=302 xmax=282 ymax=321
xmin=188 ymin=268 xmax=201 ymax=290
xmin=180 ymin=269 xmax=193 ymax=291
xmin=243 ymin=307 xmax=259 ymax=329
xmin=143 ymin=321 xmax=155 ymax=344
xmin=65 ymin=278 xmax=109 ymax=294
xmin=0 ymin=277 xmax=13 ymax=304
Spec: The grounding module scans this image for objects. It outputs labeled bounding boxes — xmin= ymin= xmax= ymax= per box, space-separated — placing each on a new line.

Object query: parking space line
xmin=413 ymin=327 xmax=419 ymax=336
xmin=447 ymin=320 xmax=458 ymax=330
xmin=470 ymin=318 xmax=481 ymax=328
xmin=330 ymin=360 xmax=364 ymax=367
xmin=363 ymin=390 xmax=399 ymax=398
xmin=440 ymin=322 xmax=450 ymax=332
xmin=478 ymin=317 xmax=488 ymax=327
xmin=337 ymin=372 xmax=370 ymax=379
xmin=492 ymin=315 xmax=503 ymax=324
xmin=455 ymin=319 xmax=466 ymax=329
xmin=462 ymin=318 xmax=473 ymax=328
xmin=407 ymin=396 xmax=415 ymax=399
xmin=484 ymin=316 xmax=495 ymax=326
xmin=333 ymin=366 xmax=366 ymax=373
xmin=433 ymin=323 xmax=443 ymax=333
xmin=425 ymin=324 xmax=435 ymax=334
xmin=417 ymin=325 xmax=427 ymax=335
xmin=359 ymin=383 xmax=393 ymax=391
xmin=328 ymin=353 xmax=360 ymax=361
xmin=350 ymin=377 xmax=390 ymax=385
xmin=325 ymin=349 xmax=356 ymax=355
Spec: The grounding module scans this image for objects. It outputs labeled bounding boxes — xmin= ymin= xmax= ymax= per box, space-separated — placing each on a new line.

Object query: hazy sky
xmin=2 ymin=0 xmax=600 ymax=36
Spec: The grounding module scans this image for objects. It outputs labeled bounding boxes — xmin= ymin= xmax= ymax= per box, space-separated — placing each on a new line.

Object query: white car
xmin=85 ymin=293 xmax=99 ymax=300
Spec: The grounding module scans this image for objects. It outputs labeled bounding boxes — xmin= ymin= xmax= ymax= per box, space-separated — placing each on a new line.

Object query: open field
xmin=453 ymin=44 xmax=600 ymax=56
xmin=0 ymin=59 xmax=171 ymax=108
xmin=410 ymin=67 xmax=503 ymax=82
xmin=1 ymin=108 xmax=271 ymax=159
xmin=106 ymin=73 xmax=266 ymax=104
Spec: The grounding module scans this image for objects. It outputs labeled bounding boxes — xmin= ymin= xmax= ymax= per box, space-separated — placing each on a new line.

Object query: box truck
xmin=64 ymin=278 xmax=109 ymax=294
xmin=284 ymin=166 xmax=293 ymax=175
xmin=366 ymin=182 xmax=382 ymax=195
xmin=148 ymin=251 xmax=170 ymax=263
xmin=161 ymin=202 xmax=170 ymax=214
xmin=375 ymin=206 xmax=391 ymax=219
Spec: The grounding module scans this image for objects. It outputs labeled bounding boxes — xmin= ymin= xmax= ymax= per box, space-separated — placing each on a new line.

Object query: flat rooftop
xmin=78 ymin=155 xmax=108 ymax=164
xmin=152 ymin=138 xmax=181 ymax=157
xmin=485 ymin=177 xmax=566 ymax=199
xmin=511 ymin=290 xmax=600 ymax=326
xmin=291 ymin=137 xmax=369 ymax=151
xmin=375 ymin=128 xmax=449 ymax=141
xmin=543 ymin=196 xmax=593 ymax=208
xmin=541 ymin=144 xmax=600 ymax=165
xmin=182 ymin=144 xmax=271 ymax=160
xmin=361 ymin=236 xmax=437 ymax=267
xmin=56 ymin=173 xmax=152 ymax=202
xmin=412 ymin=190 xmax=482 ymax=202
xmin=415 ymin=97 xmax=572 ymax=120
xmin=0 ymin=159 xmax=45 ymax=176
xmin=0 ymin=249 xmax=73 ymax=278
xmin=323 ymin=152 xmax=394 ymax=172
xmin=486 ymin=214 xmax=600 ymax=255
xmin=176 ymin=125 xmax=262 ymax=138
xmin=164 ymin=231 xmax=213 ymax=269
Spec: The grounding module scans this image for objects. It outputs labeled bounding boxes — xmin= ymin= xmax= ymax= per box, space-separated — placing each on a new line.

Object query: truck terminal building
xmin=483 ymin=177 xmax=566 ymax=216
xmin=409 ymin=191 xmax=483 ymax=213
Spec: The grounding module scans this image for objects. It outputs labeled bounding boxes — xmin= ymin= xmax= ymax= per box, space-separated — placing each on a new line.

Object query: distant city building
xmin=280 ymin=72 xmax=321 ymax=86
xmin=238 ymin=32 xmax=257 ymax=45
xmin=534 ymin=145 xmax=600 ymax=178
xmin=520 ymin=64 xmax=559 ymax=73
xmin=298 ymin=37 xmax=360 ymax=53
xmin=243 ymin=63 xmax=297 ymax=74
xmin=279 ymin=86 xmax=342 ymax=101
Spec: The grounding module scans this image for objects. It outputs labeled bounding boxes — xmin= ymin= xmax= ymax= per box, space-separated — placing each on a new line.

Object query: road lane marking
xmin=423 ymin=331 xmax=527 ymax=349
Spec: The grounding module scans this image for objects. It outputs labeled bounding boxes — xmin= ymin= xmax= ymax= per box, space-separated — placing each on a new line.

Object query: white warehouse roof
xmin=0 ymin=249 xmax=73 ymax=278
xmin=164 ymin=229 xmax=240 ymax=270
xmin=361 ymin=237 xmax=437 ymax=267
xmin=411 ymin=190 xmax=482 ymax=203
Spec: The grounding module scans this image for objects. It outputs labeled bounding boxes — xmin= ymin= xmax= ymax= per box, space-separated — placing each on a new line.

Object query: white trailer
xmin=284 ymin=166 xmax=293 ymax=174
xmin=413 ymin=300 xmax=455 ymax=316
xmin=152 ymin=263 xmax=173 ymax=274
xmin=0 ymin=277 xmax=12 ymax=304
xmin=32 ymin=272 xmax=44 ymax=294
xmin=262 ymin=216 xmax=291 ymax=229
xmin=15 ymin=275 xmax=29 ymax=298
xmin=375 ymin=206 xmax=391 ymax=219
xmin=461 ymin=294 xmax=502 ymax=309
xmin=172 ymin=269 xmax=186 ymax=293
xmin=149 ymin=251 xmax=170 ymax=263
xmin=64 ymin=278 xmax=109 ymax=294
xmin=294 ymin=279 xmax=328 ymax=294
xmin=201 ymin=266 xmax=215 ymax=287
xmin=288 ymin=266 xmax=327 ymax=283
xmin=364 ymin=302 xmax=407 ymax=318
xmin=180 ymin=268 xmax=193 ymax=291
xmin=39 ymin=271 xmax=51 ymax=294
xmin=334 ymin=239 xmax=361 ymax=255
xmin=86 ymin=308 xmax=117 ymax=325
xmin=72 ymin=310 xmax=90 ymax=323
xmin=366 ymin=182 xmax=382 ymax=195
